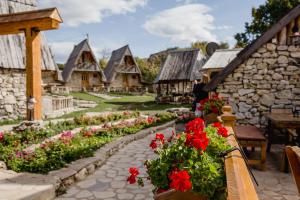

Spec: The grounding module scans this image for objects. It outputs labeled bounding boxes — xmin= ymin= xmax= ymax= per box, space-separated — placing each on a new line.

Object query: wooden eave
xmin=204 ymin=4 xmax=300 ymax=91
xmin=0 ymin=7 xmax=62 ymax=35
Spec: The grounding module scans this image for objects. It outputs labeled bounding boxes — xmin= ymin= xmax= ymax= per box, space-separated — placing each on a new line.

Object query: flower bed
xmin=127 ymin=118 xmax=231 ymax=200
xmin=0 ymin=112 xmax=176 ymax=173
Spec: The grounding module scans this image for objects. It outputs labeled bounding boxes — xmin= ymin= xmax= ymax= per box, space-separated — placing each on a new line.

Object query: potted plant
xmin=198 ymin=94 xmax=225 ymax=124
xmin=126 ymin=118 xmax=230 ymax=200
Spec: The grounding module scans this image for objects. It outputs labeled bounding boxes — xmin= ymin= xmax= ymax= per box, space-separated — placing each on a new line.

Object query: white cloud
xmin=144 ymin=4 xmax=219 ymax=43
xmin=39 ymin=0 xmax=148 ymax=27
xmin=49 ymin=42 xmax=75 ymax=63
xmin=176 ymin=0 xmax=196 ymax=4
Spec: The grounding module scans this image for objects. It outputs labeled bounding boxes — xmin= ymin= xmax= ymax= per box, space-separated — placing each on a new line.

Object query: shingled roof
xmin=155 ymin=48 xmax=206 ymax=83
xmin=202 ymin=49 xmax=242 ymax=70
xmin=204 ymin=4 xmax=300 ymax=91
xmin=0 ymin=0 xmax=58 ymax=71
xmin=104 ymin=45 xmax=141 ymax=83
xmin=62 ymin=39 xmax=106 ymax=82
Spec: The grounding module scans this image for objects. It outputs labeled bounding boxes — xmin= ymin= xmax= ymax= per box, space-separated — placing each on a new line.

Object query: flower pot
xmin=203 ymin=113 xmax=218 ymax=124
xmin=154 ymin=190 xmax=207 ymax=200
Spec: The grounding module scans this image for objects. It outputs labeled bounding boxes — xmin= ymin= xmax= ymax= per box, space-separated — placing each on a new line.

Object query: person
xmin=192 ymin=78 xmax=208 ymax=116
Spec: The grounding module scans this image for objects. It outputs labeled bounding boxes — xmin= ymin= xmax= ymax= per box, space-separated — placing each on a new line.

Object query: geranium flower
xmin=192 ymin=134 xmax=209 ymax=151
xmin=169 ymin=170 xmax=192 ymax=192
xmin=127 ymin=175 xmax=137 ymax=184
xmin=147 ymin=117 xmax=154 ymax=124
xmin=185 ymin=118 xmax=204 ymax=134
xmin=155 ymin=133 xmax=165 ymax=143
xmin=217 ymin=127 xmax=228 ymax=137
xmin=149 ymin=140 xmax=157 ymax=149
xmin=0 ymin=132 xmax=4 ymax=141
xmin=212 ymin=122 xmax=222 ymax=128
xmin=127 ymin=167 xmax=139 ymax=184
xmin=129 ymin=167 xmax=139 ymax=176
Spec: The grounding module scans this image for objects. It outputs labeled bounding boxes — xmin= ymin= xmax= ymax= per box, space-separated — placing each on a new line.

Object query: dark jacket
xmin=193 ymin=83 xmax=208 ymax=102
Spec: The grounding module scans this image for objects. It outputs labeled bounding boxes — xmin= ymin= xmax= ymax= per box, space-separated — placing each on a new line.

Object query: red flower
xmin=192 ymin=134 xmax=209 ymax=151
xmin=217 ymin=127 xmax=228 ymax=137
xmin=149 ymin=140 xmax=157 ymax=149
xmin=147 ymin=117 xmax=154 ymax=124
xmin=127 ymin=167 xmax=139 ymax=184
xmin=0 ymin=132 xmax=4 ymax=141
xmin=83 ymin=131 xmax=93 ymax=138
xmin=185 ymin=118 xmax=204 ymax=134
xmin=169 ymin=170 xmax=192 ymax=192
xmin=155 ymin=133 xmax=165 ymax=143
xmin=212 ymin=122 xmax=222 ymax=128
xmin=127 ymin=175 xmax=137 ymax=184
xmin=129 ymin=167 xmax=139 ymax=176
xmin=185 ymin=133 xmax=193 ymax=147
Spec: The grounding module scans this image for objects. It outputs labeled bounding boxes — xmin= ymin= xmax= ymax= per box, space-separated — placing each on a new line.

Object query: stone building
xmin=104 ymin=45 xmax=144 ymax=93
xmin=204 ymin=5 xmax=300 ymax=126
xmin=62 ymin=39 xmax=106 ymax=92
xmin=155 ymin=48 xmax=206 ymax=103
xmin=0 ymin=0 xmax=61 ymax=120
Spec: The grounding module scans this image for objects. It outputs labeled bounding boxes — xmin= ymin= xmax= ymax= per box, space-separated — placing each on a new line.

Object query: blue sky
xmin=39 ymin=0 xmax=266 ymax=63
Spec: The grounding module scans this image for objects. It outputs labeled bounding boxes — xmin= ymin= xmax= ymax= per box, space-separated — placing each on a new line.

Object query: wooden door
xmin=123 ymin=74 xmax=129 ymax=88
xmin=82 ymin=73 xmax=90 ymax=89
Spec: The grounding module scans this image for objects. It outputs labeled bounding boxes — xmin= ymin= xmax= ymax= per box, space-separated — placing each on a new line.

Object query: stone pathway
xmin=57 ymin=125 xmax=300 ymax=200
xmin=89 ymin=93 xmax=120 ymax=100
xmin=57 ymin=127 xmax=174 ymax=200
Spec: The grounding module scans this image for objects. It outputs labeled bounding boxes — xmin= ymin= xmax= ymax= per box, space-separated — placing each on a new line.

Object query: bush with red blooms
xmin=198 ymin=94 xmax=225 ymax=115
xmin=127 ymin=118 xmax=231 ymax=199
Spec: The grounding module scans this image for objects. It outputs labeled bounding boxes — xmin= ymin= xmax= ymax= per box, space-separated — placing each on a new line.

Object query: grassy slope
xmin=59 ymin=92 xmax=189 ymax=118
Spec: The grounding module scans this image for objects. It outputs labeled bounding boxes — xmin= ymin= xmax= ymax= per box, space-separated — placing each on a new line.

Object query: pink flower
xmin=0 ymin=132 xmax=4 ymax=141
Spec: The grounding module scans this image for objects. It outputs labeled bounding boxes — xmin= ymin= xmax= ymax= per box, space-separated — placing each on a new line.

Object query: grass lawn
xmin=59 ymin=92 xmax=190 ymax=119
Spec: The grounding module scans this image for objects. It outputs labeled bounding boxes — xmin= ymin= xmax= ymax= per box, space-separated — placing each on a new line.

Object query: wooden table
xmin=265 ymin=113 xmax=300 ymax=171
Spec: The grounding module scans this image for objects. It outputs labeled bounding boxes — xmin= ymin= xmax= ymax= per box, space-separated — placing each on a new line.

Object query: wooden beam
xmin=220 ymin=106 xmax=259 ymax=200
xmin=0 ymin=8 xmax=62 ymax=35
xmin=25 ymin=28 xmax=42 ymax=120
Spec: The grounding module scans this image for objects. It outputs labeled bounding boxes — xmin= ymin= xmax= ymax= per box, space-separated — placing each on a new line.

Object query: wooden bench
xmin=285 ymin=146 xmax=300 ymax=194
xmin=234 ymin=125 xmax=267 ymax=171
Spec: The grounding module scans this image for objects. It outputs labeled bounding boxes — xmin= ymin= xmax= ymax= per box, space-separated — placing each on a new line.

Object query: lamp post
xmin=27 ymin=96 xmax=37 ymax=121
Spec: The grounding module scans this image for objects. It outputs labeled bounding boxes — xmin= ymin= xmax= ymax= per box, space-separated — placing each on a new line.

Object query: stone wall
xmin=0 ymin=69 xmax=60 ymax=120
xmin=65 ymin=72 xmax=104 ymax=92
xmin=109 ymin=73 xmax=143 ymax=88
xmin=216 ymin=43 xmax=300 ymax=127
xmin=0 ymin=69 xmax=26 ymax=120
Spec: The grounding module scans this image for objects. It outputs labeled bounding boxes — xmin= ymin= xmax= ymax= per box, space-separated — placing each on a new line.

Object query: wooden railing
xmin=220 ymin=105 xmax=259 ymax=200
xmin=52 ymin=96 xmax=73 ymax=111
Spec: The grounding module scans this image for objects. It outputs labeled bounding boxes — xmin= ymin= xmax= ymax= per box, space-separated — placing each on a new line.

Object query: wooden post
xmin=220 ymin=105 xmax=236 ymax=128
xmin=25 ymin=28 xmax=42 ymax=121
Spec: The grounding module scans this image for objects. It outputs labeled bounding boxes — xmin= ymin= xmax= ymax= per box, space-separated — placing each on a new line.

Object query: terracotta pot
xmin=203 ymin=113 xmax=218 ymax=124
xmin=154 ymin=190 xmax=207 ymax=200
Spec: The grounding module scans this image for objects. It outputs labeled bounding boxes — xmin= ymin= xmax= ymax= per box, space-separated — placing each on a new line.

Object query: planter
xmin=154 ymin=190 xmax=207 ymax=200
xmin=203 ymin=113 xmax=218 ymax=124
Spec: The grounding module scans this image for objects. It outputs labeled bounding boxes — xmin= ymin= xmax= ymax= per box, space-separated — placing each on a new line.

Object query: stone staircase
xmin=73 ymin=99 xmax=98 ymax=108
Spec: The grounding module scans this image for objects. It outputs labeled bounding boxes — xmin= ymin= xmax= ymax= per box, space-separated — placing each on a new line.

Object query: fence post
xmin=220 ymin=105 xmax=236 ymax=128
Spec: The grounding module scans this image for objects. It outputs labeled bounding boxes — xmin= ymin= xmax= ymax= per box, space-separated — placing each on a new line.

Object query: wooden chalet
xmin=201 ymin=49 xmax=241 ymax=81
xmin=62 ymin=39 xmax=106 ymax=92
xmin=154 ymin=48 xmax=206 ymax=103
xmin=204 ymin=4 xmax=300 ymax=126
xmin=104 ymin=45 xmax=144 ymax=93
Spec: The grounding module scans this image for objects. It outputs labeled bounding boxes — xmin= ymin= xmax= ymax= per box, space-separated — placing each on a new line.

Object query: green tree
xmin=57 ymin=63 xmax=65 ymax=70
xmin=235 ymin=0 xmax=300 ymax=47
xmin=191 ymin=41 xmax=229 ymax=54
xmin=99 ymin=58 xmax=108 ymax=69
xmin=135 ymin=57 xmax=160 ymax=84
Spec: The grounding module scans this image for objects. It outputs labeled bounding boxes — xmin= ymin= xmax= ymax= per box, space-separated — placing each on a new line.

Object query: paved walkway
xmin=57 ymin=125 xmax=300 ymax=200
xmin=57 ymin=127 xmax=174 ymax=200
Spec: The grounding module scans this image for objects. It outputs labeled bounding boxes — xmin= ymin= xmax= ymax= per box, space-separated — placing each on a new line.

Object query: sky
xmin=38 ymin=0 xmax=266 ymax=63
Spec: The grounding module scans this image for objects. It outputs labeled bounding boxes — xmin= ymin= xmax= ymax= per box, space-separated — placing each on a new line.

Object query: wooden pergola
xmin=0 ymin=8 xmax=62 ymax=121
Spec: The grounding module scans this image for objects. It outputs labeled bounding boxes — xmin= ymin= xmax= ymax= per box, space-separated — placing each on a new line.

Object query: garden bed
xmin=0 ymin=111 xmax=176 ymax=173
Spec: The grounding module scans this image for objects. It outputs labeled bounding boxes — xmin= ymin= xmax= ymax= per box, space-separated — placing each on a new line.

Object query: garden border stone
xmin=48 ymin=120 xmax=176 ymax=198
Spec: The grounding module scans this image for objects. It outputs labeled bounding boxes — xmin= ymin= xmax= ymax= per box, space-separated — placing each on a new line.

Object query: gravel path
xmin=57 ymin=127 xmax=174 ymax=200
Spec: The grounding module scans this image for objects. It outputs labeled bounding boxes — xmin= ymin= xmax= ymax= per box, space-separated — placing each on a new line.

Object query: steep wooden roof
xmin=204 ymin=4 xmax=300 ymax=91
xmin=104 ymin=45 xmax=141 ymax=83
xmin=155 ymin=48 xmax=206 ymax=83
xmin=62 ymin=39 xmax=106 ymax=82
xmin=0 ymin=0 xmax=59 ymax=71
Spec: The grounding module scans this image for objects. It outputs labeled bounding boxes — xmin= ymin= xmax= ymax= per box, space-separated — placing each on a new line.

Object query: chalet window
xmin=132 ymin=75 xmax=136 ymax=79
xmin=93 ymin=74 xmax=98 ymax=78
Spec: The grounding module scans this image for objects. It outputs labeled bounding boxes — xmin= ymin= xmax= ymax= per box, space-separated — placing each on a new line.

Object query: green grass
xmin=59 ymin=92 xmax=189 ymax=119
